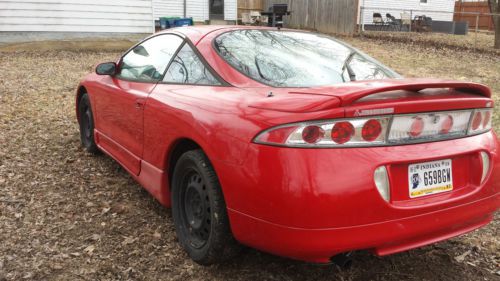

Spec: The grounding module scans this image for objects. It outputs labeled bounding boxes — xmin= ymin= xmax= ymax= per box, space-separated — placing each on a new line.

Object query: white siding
xmin=224 ymin=0 xmax=236 ymax=21
xmin=0 ymin=0 xmax=154 ymax=33
xmin=153 ymin=0 xmax=208 ymax=21
xmin=186 ymin=0 xmax=208 ymax=22
xmin=359 ymin=0 xmax=455 ymax=25
xmin=153 ymin=0 xmax=236 ymax=22
xmin=153 ymin=0 xmax=184 ymax=19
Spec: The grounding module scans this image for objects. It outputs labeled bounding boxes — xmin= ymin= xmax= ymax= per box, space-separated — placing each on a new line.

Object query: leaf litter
xmin=0 ymin=37 xmax=498 ymax=281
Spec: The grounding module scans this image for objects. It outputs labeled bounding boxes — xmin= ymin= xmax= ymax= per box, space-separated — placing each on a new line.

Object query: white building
xmin=153 ymin=0 xmax=237 ymax=22
xmin=0 ymin=0 xmax=237 ymax=40
xmin=358 ymin=0 xmax=456 ymax=24
xmin=0 ymin=0 xmax=155 ymax=34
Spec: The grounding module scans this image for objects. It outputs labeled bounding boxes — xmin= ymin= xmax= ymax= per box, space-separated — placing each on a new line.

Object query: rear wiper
xmin=341 ymin=51 xmax=357 ymax=82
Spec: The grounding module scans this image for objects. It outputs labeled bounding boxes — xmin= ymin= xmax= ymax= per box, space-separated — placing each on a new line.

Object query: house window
xmin=420 ymin=0 xmax=428 ymax=4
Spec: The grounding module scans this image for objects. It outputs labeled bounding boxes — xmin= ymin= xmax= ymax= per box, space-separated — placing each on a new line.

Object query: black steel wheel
xmin=78 ymin=93 xmax=99 ymax=154
xmin=171 ymin=149 xmax=240 ymax=265
xmin=182 ymin=170 xmax=211 ymax=248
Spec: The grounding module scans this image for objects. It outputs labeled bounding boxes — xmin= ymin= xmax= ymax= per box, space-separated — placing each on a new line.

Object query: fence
xmin=359 ymin=6 xmax=499 ymax=48
xmin=359 ymin=6 xmax=498 ymax=34
xmin=263 ymin=0 xmax=358 ymax=34
xmin=238 ymin=0 xmax=264 ymax=20
xmin=454 ymin=1 xmax=494 ymax=31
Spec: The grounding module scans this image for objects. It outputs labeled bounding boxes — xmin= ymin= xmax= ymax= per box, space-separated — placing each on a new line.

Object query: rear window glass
xmin=214 ymin=30 xmax=398 ymax=87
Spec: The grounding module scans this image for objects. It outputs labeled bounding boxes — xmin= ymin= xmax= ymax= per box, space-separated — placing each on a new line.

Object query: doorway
xmin=209 ymin=0 xmax=224 ymax=20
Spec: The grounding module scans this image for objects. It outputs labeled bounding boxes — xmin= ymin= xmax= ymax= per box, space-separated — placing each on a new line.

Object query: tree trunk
xmin=495 ymin=16 xmax=500 ymax=49
xmin=489 ymin=0 xmax=500 ymax=49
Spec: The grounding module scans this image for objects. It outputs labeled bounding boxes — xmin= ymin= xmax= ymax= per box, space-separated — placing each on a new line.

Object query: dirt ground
xmin=0 ymin=35 xmax=499 ymax=281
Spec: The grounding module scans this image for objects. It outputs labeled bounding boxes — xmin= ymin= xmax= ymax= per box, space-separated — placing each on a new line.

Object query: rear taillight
xmin=279 ymin=116 xmax=391 ymax=147
xmin=440 ymin=115 xmax=454 ymax=134
xmin=253 ymin=108 xmax=493 ymax=147
xmin=331 ymin=122 xmax=355 ymax=144
xmin=362 ymin=119 xmax=382 ymax=141
xmin=468 ymin=108 xmax=492 ymax=135
xmin=388 ymin=111 xmax=471 ymax=143
xmin=302 ymin=125 xmax=324 ymax=144
xmin=408 ymin=117 xmax=424 ymax=137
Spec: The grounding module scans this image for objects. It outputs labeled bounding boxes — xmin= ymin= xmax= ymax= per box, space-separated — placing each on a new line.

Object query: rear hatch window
xmin=214 ymin=29 xmax=400 ymax=87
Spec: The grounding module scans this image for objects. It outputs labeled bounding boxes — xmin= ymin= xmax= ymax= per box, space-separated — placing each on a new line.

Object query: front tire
xmin=171 ymin=149 xmax=240 ymax=265
xmin=78 ymin=93 xmax=99 ymax=154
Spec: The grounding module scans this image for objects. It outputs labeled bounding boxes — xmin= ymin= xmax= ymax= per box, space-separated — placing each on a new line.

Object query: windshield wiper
xmin=341 ymin=51 xmax=357 ymax=82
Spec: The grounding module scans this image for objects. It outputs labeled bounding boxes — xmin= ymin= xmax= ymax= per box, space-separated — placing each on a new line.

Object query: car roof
xmin=157 ymin=25 xmax=294 ymax=45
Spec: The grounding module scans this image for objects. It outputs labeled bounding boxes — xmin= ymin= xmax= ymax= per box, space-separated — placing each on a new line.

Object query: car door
xmin=94 ymin=34 xmax=184 ymax=175
xmin=142 ymin=41 xmax=227 ymax=168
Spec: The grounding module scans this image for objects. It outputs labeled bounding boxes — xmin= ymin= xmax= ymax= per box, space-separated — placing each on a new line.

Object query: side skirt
xmin=94 ymin=130 xmax=171 ymax=207
xmin=136 ymin=160 xmax=171 ymax=207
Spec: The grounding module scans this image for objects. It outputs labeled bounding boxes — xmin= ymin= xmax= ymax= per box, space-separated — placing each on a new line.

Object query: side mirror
xmin=96 ymin=62 xmax=117 ymax=76
xmin=132 ymin=45 xmax=149 ymax=57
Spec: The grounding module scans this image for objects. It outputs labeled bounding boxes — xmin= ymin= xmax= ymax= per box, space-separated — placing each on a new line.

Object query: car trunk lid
xmin=246 ymin=79 xmax=492 ymax=115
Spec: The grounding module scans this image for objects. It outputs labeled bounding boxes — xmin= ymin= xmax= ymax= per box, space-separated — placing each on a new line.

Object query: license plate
xmin=408 ymin=159 xmax=453 ymax=198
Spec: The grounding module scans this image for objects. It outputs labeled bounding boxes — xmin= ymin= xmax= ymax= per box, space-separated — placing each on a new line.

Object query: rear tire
xmin=78 ymin=93 xmax=99 ymax=154
xmin=171 ymin=149 xmax=240 ymax=265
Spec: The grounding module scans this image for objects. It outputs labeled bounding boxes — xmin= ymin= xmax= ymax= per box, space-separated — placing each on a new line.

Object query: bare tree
xmin=489 ymin=0 xmax=500 ymax=48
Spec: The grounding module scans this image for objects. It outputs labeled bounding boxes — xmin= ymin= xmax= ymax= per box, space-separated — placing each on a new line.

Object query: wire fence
xmin=358 ymin=6 xmax=499 ymax=50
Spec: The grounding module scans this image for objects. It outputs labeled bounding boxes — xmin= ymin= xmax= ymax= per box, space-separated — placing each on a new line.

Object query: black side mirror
xmin=96 ymin=62 xmax=117 ymax=75
xmin=132 ymin=45 xmax=149 ymax=57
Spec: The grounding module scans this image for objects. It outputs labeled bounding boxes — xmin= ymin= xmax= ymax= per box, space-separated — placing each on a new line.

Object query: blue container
xmin=174 ymin=17 xmax=194 ymax=27
xmin=159 ymin=17 xmax=180 ymax=29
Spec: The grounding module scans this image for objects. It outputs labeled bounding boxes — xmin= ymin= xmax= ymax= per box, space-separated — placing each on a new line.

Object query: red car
xmin=76 ymin=26 xmax=499 ymax=265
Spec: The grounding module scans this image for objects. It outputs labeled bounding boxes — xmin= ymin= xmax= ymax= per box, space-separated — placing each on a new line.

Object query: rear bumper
xmin=212 ymin=132 xmax=500 ymax=262
xmin=228 ymin=193 xmax=499 ymax=263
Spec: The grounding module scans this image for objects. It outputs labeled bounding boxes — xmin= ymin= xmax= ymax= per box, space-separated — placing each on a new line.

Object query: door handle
xmin=135 ymin=98 xmax=145 ymax=109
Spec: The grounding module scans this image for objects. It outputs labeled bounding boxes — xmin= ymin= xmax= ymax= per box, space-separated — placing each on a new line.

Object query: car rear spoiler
xmin=321 ymin=79 xmax=492 ymax=106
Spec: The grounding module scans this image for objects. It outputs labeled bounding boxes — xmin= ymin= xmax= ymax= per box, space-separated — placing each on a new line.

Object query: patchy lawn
xmin=0 ymin=36 xmax=499 ymax=281
xmin=359 ymin=31 xmax=499 ymax=56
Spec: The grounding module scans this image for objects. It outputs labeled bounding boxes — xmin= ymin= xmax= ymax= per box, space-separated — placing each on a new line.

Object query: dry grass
xmin=0 ymin=36 xmax=499 ymax=281
xmin=0 ymin=38 xmax=143 ymax=53
xmin=360 ymin=31 xmax=499 ymax=56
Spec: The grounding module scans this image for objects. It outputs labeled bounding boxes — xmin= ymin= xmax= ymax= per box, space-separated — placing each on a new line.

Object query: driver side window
xmin=118 ymin=34 xmax=183 ymax=82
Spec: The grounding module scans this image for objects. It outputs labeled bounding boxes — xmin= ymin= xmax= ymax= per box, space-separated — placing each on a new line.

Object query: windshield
xmin=214 ymin=30 xmax=400 ymax=87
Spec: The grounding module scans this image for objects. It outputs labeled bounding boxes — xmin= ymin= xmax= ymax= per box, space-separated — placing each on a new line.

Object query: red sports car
xmin=76 ymin=26 xmax=499 ymax=265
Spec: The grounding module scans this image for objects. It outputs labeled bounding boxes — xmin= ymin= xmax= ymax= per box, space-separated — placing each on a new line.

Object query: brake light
xmin=483 ymin=111 xmax=491 ymax=128
xmin=388 ymin=111 xmax=472 ymax=142
xmin=440 ymin=115 xmax=454 ymax=134
xmin=253 ymin=108 xmax=493 ymax=148
xmin=409 ymin=117 xmax=424 ymax=137
xmin=302 ymin=125 xmax=324 ymax=144
xmin=468 ymin=108 xmax=493 ymax=135
xmin=472 ymin=111 xmax=482 ymax=130
xmin=331 ymin=122 xmax=355 ymax=144
xmin=362 ymin=119 xmax=382 ymax=141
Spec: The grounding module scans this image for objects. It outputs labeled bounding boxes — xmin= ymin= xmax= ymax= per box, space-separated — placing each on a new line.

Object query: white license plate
xmin=408 ymin=159 xmax=453 ymax=198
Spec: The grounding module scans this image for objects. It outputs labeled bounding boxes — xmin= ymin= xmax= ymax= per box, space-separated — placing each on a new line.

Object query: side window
xmin=163 ymin=43 xmax=221 ymax=85
xmin=343 ymin=54 xmax=390 ymax=82
xmin=118 ymin=34 xmax=183 ymax=82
